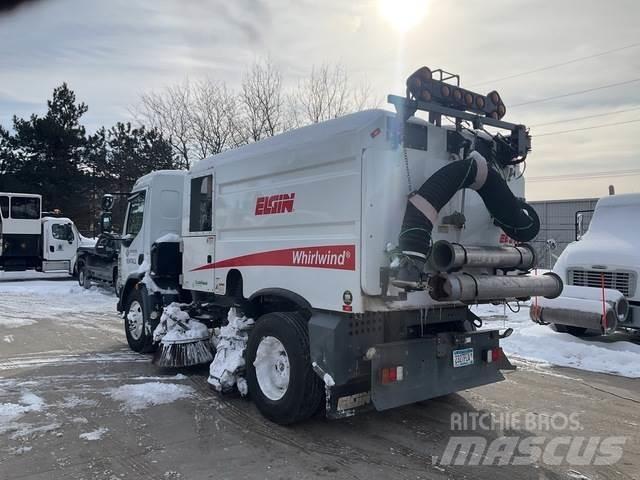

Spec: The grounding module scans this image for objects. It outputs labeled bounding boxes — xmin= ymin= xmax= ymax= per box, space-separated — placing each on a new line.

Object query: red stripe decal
xmin=191 ymin=245 xmax=356 ymax=272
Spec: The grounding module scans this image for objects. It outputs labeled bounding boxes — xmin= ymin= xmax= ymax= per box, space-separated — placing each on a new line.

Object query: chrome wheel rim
xmin=254 ymin=336 xmax=290 ymax=401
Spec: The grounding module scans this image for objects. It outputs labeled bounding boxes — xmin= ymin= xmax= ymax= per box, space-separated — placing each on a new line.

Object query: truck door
xmin=182 ymin=174 xmax=215 ymax=292
xmin=121 ymin=190 xmax=147 ymax=280
xmin=44 ymin=219 xmax=77 ymax=261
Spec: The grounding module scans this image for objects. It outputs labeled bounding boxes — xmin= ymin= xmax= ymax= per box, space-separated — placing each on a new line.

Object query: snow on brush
xmin=474 ymin=303 xmax=640 ymax=378
xmin=153 ymin=303 xmax=209 ymax=343
xmin=208 ymin=308 xmax=254 ymax=394
xmin=108 ymin=382 xmax=195 ymax=412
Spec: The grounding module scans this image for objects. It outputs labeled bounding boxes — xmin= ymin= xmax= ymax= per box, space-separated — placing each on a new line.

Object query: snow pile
xmin=108 ymin=382 xmax=195 ymax=412
xmin=208 ymin=308 xmax=254 ymax=395
xmin=153 ymin=303 xmax=209 ymax=342
xmin=79 ymin=427 xmax=108 ymax=441
xmin=475 ymin=303 xmax=640 ymax=378
xmin=0 ymin=392 xmax=46 ymax=433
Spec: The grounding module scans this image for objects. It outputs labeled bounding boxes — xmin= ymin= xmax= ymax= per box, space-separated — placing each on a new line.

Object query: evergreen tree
xmin=1 ymin=84 xmax=179 ymax=233
xmin=8 ymin=83 xmax=88 ymax=220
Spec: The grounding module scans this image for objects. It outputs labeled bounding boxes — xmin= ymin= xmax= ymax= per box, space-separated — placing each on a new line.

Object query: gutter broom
xmin=153 ymin=305 xmax=214 ymax=368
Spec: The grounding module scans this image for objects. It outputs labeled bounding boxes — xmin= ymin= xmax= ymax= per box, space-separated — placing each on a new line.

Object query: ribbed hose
xmin=399 ymin=151 xmax=540 ymax=260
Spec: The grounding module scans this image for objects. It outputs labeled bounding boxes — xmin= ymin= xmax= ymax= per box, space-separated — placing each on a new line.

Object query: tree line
xmin=0 ymin=60 xmax=375 ymax=234
xmin=133 ymin=60 xmax=375 ymax=168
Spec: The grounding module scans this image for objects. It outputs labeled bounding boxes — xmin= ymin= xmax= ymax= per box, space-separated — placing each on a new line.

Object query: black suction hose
xmin=399 ymin=151 xmax=540 ymax=261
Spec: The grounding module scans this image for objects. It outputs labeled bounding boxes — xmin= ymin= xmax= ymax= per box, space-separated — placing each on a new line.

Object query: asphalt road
xmin=0 ymin=277 xmax=638 ymax=480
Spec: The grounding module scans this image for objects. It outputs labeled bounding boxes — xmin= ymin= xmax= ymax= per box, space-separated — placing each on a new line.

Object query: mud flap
xmin=370 ymin=330 xmax=505 ymax=411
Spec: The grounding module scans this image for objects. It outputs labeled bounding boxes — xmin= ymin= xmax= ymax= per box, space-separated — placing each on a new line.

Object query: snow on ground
xmin=108 ymin=382 xmax=195 ymax=412
xmin=0 ymin=271 xmax=117 ymax=329
xmin=474 ymin=303 xmax=640 ymax=378
xmin=79 ymin=427 xmax=108 ymax=441
xmin=0 ymin=392 xmax=46 ymax=434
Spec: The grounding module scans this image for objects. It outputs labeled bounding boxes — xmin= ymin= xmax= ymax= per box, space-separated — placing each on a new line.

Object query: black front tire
xmin=123 ymin=284 xmax=157 ymax=353
xmin=246 ymin=311 xmax=324 ymax=425
xmin=78 ymin=265 xmax=91 ymax=289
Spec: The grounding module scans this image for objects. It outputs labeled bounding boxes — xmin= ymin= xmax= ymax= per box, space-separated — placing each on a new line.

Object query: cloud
xmin=0 ymin=0 xmax=638 ymax=199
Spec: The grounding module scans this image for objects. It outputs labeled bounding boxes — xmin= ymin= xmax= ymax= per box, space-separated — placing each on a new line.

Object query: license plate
xmin=453 ymin=348 xmax=474 ymax=368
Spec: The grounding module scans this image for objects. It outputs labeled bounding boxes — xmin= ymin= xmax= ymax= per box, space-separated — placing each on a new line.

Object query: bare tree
xmin=189 ymin=79 xmax=238 ymax=158
xmin=133 ymin=81 xmax=192 ymax=169
xmin=292 ymin=63 xmax=378 ymax=127
xmin=131 ymin=61 xmax=379 ymax=162
xmin=237 ymin=58 xmax=286 ymax=144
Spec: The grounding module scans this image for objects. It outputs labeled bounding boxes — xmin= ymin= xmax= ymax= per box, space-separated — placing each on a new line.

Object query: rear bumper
xmin=370 ymin=330 xmax=505 ymax=411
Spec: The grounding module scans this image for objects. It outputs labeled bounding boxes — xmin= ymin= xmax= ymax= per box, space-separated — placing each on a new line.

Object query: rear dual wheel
xmin=246 ymin=311 xmax=324 ymax=425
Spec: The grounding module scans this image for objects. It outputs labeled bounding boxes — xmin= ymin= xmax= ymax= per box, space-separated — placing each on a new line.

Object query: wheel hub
xmin=254 ymin=336 xmax=290 ymax=401
xmin=127 ymin=300 xmax=144 ymax=340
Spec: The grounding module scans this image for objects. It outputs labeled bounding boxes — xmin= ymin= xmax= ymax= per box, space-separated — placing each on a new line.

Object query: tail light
xmin=380 ymin=365 xmax=404 ymax=384
xmin=484 ymin=347 xmax=503 ymax=363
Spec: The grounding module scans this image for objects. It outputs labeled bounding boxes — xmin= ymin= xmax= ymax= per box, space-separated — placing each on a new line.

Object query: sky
xmin=0 ymin=0 xmax=639 ymax=201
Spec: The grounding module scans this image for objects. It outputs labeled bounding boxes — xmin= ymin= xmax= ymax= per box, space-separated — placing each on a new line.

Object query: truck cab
xmin=553 ymin=193 xmax=640 ymax=331
xmin=41 ymin=216 xmax=83 ymax=273
xmin=117 ymin=171 xmax=185 ymax=306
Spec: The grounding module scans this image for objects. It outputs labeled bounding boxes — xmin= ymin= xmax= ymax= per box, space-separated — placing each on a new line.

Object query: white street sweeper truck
xmin=0 ymin=192 xmax=91 ymax=275
xmin=531 ymin=193 xmax=639 ymax=336
xmin=116 ymin=67 xmax=563 ymax=424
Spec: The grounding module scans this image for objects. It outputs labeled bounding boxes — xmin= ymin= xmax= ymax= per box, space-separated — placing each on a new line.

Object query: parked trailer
xmin=116 ymin=67 xmax=562 ymax=424
xmin=0 ymin=192 xmax=90 ymax=275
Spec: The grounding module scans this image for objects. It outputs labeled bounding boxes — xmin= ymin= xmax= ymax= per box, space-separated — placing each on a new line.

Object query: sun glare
xmin=378 ymin=0 xmax=428 ymax=33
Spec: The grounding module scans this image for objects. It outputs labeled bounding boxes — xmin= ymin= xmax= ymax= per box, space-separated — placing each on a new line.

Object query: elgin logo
xmin=255 ymin=193 xmax=295 ymax=216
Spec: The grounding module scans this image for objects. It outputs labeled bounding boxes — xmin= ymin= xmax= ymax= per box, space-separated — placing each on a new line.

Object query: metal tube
xmin=430 ymin=240 xmax=535 ymax=272
xmin=531 ymin=303 xmax=618 ymax=335
xmin=429 ymin=272 xmax=563 ymax=302
xmin=537 ymin=287 xmax=629 ymax=322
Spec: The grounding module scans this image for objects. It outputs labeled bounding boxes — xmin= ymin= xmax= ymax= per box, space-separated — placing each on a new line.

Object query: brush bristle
xmin=153 ymin=339 xmax=214 ymax=367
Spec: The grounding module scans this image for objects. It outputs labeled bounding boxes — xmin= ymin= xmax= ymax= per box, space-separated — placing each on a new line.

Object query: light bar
xmin=406 ymin=66 xmax=507 ymax=120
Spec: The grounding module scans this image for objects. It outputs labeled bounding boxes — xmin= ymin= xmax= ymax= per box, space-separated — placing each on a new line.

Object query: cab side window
xmin=189 ymin=175 xmax=213 ymax=232
xmin=125 ymin=192 xmax=146 ymax=237
xmin=52 ymin=223 xmax=74 ymax=241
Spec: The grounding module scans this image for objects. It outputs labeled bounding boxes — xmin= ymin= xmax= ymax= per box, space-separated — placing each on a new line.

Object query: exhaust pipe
xmin=530 ymin=285 xmax=628 ymax=335
xmin=430 ymin=272 xmax=563 ymax=303
xmin=531 ymin=300 xmax=618 ymax=335
xmin=430 ymin=240 xmax=535 ymax=272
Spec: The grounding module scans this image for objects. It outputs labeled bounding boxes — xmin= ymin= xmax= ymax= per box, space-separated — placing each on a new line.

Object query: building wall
xmin=530 ymin=197 xmax=600 ymax=269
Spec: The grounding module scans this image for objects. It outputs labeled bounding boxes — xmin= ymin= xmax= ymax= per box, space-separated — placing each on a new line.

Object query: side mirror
xmin=121 ymin=234 xmax=134 ymax=248
xmin=101 ymin=194 xmax=115 ymax=212
xmin=100 ymin=213 xmax=112 ymax=234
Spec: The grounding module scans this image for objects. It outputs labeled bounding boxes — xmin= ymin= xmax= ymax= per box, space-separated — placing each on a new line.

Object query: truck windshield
xmin=11 ymin=197 xmax=40 ymax=219
xmin=125 ymin=191 xmax=146 ymax=237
